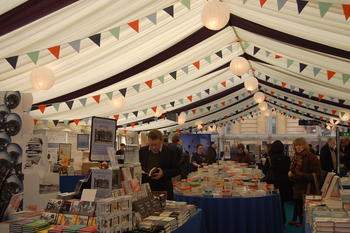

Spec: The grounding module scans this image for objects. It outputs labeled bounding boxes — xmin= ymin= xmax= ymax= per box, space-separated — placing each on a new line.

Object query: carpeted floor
xmin=284 ymin=202 xmax=302 ymax=233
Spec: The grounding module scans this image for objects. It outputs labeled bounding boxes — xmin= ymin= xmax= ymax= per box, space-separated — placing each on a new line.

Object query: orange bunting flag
xmin=221 ymin=81 xmax=226 ymax=87
xmin=74 ymin=119 xmax=80 ymax=125
xmin=161 ymin=114 xmax=166 ymax=119
xmin=93 ymin=95 xmax=100 ymax=103
xmin=319 ymin=116 xmax=324 ymax=121
xmin=176 ymin=129 xmax=181 ymax=133
xmin=130 ymin=122 xmax=136 ymax=128
xmin=275 ymin=55 xmax=282 ymax=59
xmin=281 ymin=82 xmax=287 ymax=88
xmin=298 ymin=101 xmax=303 ymax=105
xmin=224 ymin=115 xmax=229 ymax=119
xmin=247 ymin=90 xmax=252 ymax=94
xmin=327 ymin=70 xmax=336 ymax=80
xmin=221 ymin=101 xmax=225 ymax=106
xmin=145 ymin=80 xmax=153 ymax=88
xmin=343 ymin=5 xmax=350 ymax=20
xmin=113 ymin=115 xmax=119 ymax=120
xmin=259 ymin=0 xmax=267 ymax=7
xmin=151 ymin=106 xmax=157 ymax=113
xmin=332 ymin=110 xmax=337 ymax=115
xmin=123 ymin=129 xmax=128 ymax=134
xmin=192 ymin=109 xmax=196 ymax=114
xmin=38 ymin=105 xmax=46 ymax=113
xmin=187 ymin=96 xmax=193 ymax=101
xmin=271 ymin=91 xmax=275 ymax=95
xmin=34 ymin=119 xmax=38 ymax=126
xmin=318 ymin=94 xmax=325 ymax=100
xmin=193 ymin=61 xmax=200 ymax=70
xmin=128 ymin=20 xmax=139 ymax=32
xmin=48 ymin=46 xmax=60 ymax=59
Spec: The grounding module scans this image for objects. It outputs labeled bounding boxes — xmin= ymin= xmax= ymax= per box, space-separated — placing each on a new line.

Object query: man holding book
xmin=139 ymin=129 xmax=180 ymax=200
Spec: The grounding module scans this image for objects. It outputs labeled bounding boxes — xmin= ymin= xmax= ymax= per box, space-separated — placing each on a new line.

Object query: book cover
xmin=78 ymin=201 xmax=96 ymax=216
xmin=88 ymin=216 xmax=96 ymax=226
xmin=46 ymin=199 xmax=64 ymax=213
xmin=75 ymin=215 xmax=89 ymax=225
xmin=60 ymin=200 xmax=73 ymax=214
xmin=62 ymin=214 xmax=77 ymax=226
xmin=41 ymin=212 xmax=57 ymax=224
xmin=69 ymin=200 xmax=81 ymax=215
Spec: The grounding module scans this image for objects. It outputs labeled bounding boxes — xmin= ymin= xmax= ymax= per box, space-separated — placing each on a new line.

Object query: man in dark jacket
xmin=320 ymin=138 xmax=336 ymax=172
xmin=139 ymin=129 xmax=180 ymax=200
xmin=206 ymin=142 xmax=217 ymax=164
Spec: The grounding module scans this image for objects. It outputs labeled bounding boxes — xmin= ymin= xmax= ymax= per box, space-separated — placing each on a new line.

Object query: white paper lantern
xmin=230 ymin=57 xmax=249 ymax=76
xmin=263 ymin=110 xmax=271 ymax=117
xmin=21 ymin=113 xmax=34 ymax=135
xmin=110 ymin=97 xmax=125 ymax=109
xmin=21 ymin=93 xmax=33 ymax=112
xmin=253 ymin=92 xmax=265 ymax=104
xmin=244 ymin=76 xmax=258 ymax=91
xmin=178 ymin=112 xmax=186 ymax=125
xmin=339 ymin=112 xmax=350 ymax=121
xmin=201 ymin=0 xmax=230 ymax=30
xmin=30 ymin=67 xmax=55 ymax=90
xmin=154 ymin=108 xmax=163 ymax=118
xmin=258 ymin=102 xmax=268 ymax=111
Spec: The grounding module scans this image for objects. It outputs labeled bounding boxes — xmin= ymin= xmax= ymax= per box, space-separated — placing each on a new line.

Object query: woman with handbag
xmin=288 ymin=138 xmax=321 ymax=227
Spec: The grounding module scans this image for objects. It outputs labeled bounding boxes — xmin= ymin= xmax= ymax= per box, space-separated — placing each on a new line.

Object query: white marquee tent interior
xmin=0 ymin=0 xmax=349 ymax=134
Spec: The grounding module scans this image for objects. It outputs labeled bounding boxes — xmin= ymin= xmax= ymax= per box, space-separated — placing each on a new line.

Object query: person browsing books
xmin=191 ymin=144 xmax=207 ymax=171
xmin=139 ymin=129 xmax=180 ymax=200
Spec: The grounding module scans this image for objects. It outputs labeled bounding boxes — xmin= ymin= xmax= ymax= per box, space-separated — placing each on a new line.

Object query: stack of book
xmin=334 ymin=219 xmax=350 ymax=233
xmin=48 ymin=226 xmax=69 ymax=233
xmin=141 ymin=216 xmax=177 ymax=233
xmin=22 ymin=220 xmax=50 ymax=233
xmin=76 ymin=226 xmax=98 ymax=233
xmin=312 ymin=217 xmax=334 ymax=233
xmin=9 ymin=219 xmax=34 ymax=233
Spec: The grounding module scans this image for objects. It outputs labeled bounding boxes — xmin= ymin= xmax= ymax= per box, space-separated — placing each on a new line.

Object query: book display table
xmin=173 ymin=209 xmax=206 ymax=233
xmin=174 ymin=194 xmax=283 ymax=233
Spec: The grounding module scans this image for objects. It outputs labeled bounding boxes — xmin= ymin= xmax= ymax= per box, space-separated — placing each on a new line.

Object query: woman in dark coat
xmin=288 ymin=137 xmax=321 ymax=227
xmin=264 ymin=140 xmax=291 ymax=225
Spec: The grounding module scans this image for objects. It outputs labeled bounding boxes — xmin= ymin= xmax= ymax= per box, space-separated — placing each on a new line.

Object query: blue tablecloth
xmin=174 ymin=194 xmax=283 ymax=233
xmin=173 ymin=209 xmax=206 ymax=233
xmin=59 ymin=175 xmax=85 ymax=193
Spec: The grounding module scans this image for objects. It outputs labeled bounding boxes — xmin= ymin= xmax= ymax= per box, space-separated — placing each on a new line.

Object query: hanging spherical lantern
xmin=30 ymin=67 xmax=55 ymax=90
xmin=230 ymin=57 xmax=250 ymax=76
xmin=339 ymin=112 xmax=350 ymax=121
xmin=110 ymin=97 xmax=125 ymax=109
xmin=253 ymin=92 xmax=265 ymax=104
xmin=244 ymin=76 xmax=258 ymax=91
xmin=154 ymin=108 xmax=163 ymax=118
xmin=258 ymin=102 xmax=268 ymax=111
xmin=201 ymin=0 xmax=230 ymax=30
xmin=177 ymin=112 xmax=186 ymax=125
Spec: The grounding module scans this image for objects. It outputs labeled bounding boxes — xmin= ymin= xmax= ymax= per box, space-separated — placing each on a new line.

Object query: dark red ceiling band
xmin=0 ymin=0 xmax=78 ymax=37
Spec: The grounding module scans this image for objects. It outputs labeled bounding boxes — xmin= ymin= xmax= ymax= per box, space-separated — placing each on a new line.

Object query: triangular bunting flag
xmin=296 ymin=0 xmax=309 ymax=14
xmin=161 ymin=104 xmax=166 ymax=110
xmin=214 ymin=104 xmax=218 ymax=108
xmin=265 ymin=75 xmax=271 ymax=82
xmin=273 ymin=79 xmax=278 ymax=84
xmin=213 ymin=84 xmax=218 ymax=91
xmin=327 ymin=70 xmax=336 ymax=80
xmin=226 ymin=45 xmax=233 ymax=52
xmin=235 ymin=96 xmax=239 ymax=100
xmin=53 ymin=120 xmax=59 ymax=127
xmin=319 ymin=2 xmax=332 ymax=18
xmin=42 ymin=120 xmax=48 ymax=126
xmin=265 ymin=51 xmax=271 ymax=57
xmin=181 ymin=0 xmax=191 ymax=9
xmin=187 ymin=96 xmax=193 ymax=101
xmin=93 ymin=95 xmax=101 ymax=104
xmin=299 ymin=63 xmax=308 ymax=73
xmin=318 ymin=94 xmax=325 ymax=100
xmin=339 ymin=99 xmax=345 ymax=105
xmin=79 ymin=98 xmax=87 ymax=106
xmin=34 ymin=119 xmax=38 ymax=126
xmin=313 ymin=67 xmax=321 ymax=77
xmin=128 ymin=20 xmax=139 ymax=32
xmin=123 ymin=113 xmax=129 ymax=119
xmin=242 ymin=41 xmax=250 ymax=49
xmin=215 ymin=50 xmax=223 ymax=58
xmin=290 ymin=85 xmax=296 ymax=91
xmin=74 ymin=119 xmax=80 ymax=126
xmin=170 ymin=101 xmax=175 ymax=107
xmin=52 ymin=103 xmax=60 ymax=112
xmin=277 ymin=0 xmax=288 ymax=11
xmin=192 ymin=109 xmax=196 ymax=114
xmin=299 ymin=88 xmax=305 ymax=94
xmin=142 ymin=109 xmax=148 ymax=115
xmin=163 ymin=5 xmax=174 ymax=17
xmin=158 ymin=75 xmax=165 ymax=83
xmin=199 ymin=108 xmax=204 ymax=113
xmin=259 ymin=0 xmax=267 ymax=7
xmin=5 ymin=56 xmax=19 ymax=69
xmin=332 ymin=110 xmax=337 ymax=115
xmin=63 ymin=120 xmax=69 ymax=126
xmin=179 ymin=99 xmax=184 ymax=104
xmin=182 ymin=66 xmax=189 ymax=74
xmin=109 ymin=27 xmax=120 ymax=39
xmin=130 ymin=122 xmax=136 ymax=128
xmin=119 ymin=88 xmax=127 ymax=97
xmin=342 ymin=74 xmax=350 ymax=84
xmin=146 ymin=12 xmax=157 ymax=25
xmin=281 ymin=82 xmax=287 ymax=88
xmin=205 ymin=89 xmax=210 ymax=95
xmin=275 ymin=55 xmax=282 ymax=59
xmin=83 ymin=118 xmax=89 ymax=124
xmin=229 ymin=77 xmax=234 ymax=83
xmin=48 ymin=46 xmax=60 ymax=59
xmin=169 ymin=71 xmax=177 ymax=80
xmin=221 ymin=81 xmax=226 ymax=87
xmin=38 ymin=105 xmax=46 ymax=114
xmin=298 ymin=101 xmax=303 ymax=106
xmin=253 ymin=46 xmax=260 ymax=55
xmin=27 ymin=51 xmax=39 ymax=64
xmin=193 ymin=61 xmax=200 ymax=70
xmin=66 ymin=101 xmax=74 ymax=110
xmin=343 ymin=5 xmax=350 ymax=20
xmin=68 ymin=40 xmax=81 ymax=53
xmin=133 ymin=111 xmax=138 ymax=117
xmin=314 ymin=106 xmax=319 ymax=110
xmin=204 ymin=56 xmax=212 ymax=64
xmin=196 ymin=92 xmax=202 ymax=98
xmin=221 ymin=101 xmax=225 ymax=106
xmin=145 ymin=80 xmax=153 ymax=88
xmin=207 ymin=106 xmax=211 ymax=111
xmin=89 ymin=34 xmax=101 ymax=47
xmin=287 ymin=59 xmax=294 ymax=68
xmin=105 ymin=92 xmax=113 ymax=100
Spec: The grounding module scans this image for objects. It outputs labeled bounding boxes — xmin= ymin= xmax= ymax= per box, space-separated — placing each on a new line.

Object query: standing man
xmin=206 ymin=142 xmax=217 ymax=164
xmin=139 ymin=129 xmax=180 ymax=200
xmin=320 ymin=138 xmax=336 ymax=172
xmin=116 ymin=143 xmax=126 ymax=164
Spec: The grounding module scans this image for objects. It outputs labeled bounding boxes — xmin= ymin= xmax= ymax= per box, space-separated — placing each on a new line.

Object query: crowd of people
xmin=135 ymin=129 xmax=350 ymax=228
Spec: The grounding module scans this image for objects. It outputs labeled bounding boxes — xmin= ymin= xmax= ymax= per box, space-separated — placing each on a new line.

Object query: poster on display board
xmin=58 ymin=143 xmax=71 ymax=160
xmin=180 ymin=134 xmax=211 ymax=155
xmin=23 ymin=136 xmax=48 ymax=171
xmin=77 ymin=134 xmax=90 ymax=151
xmin=89 ymin=117 xmax=116 ymax=161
